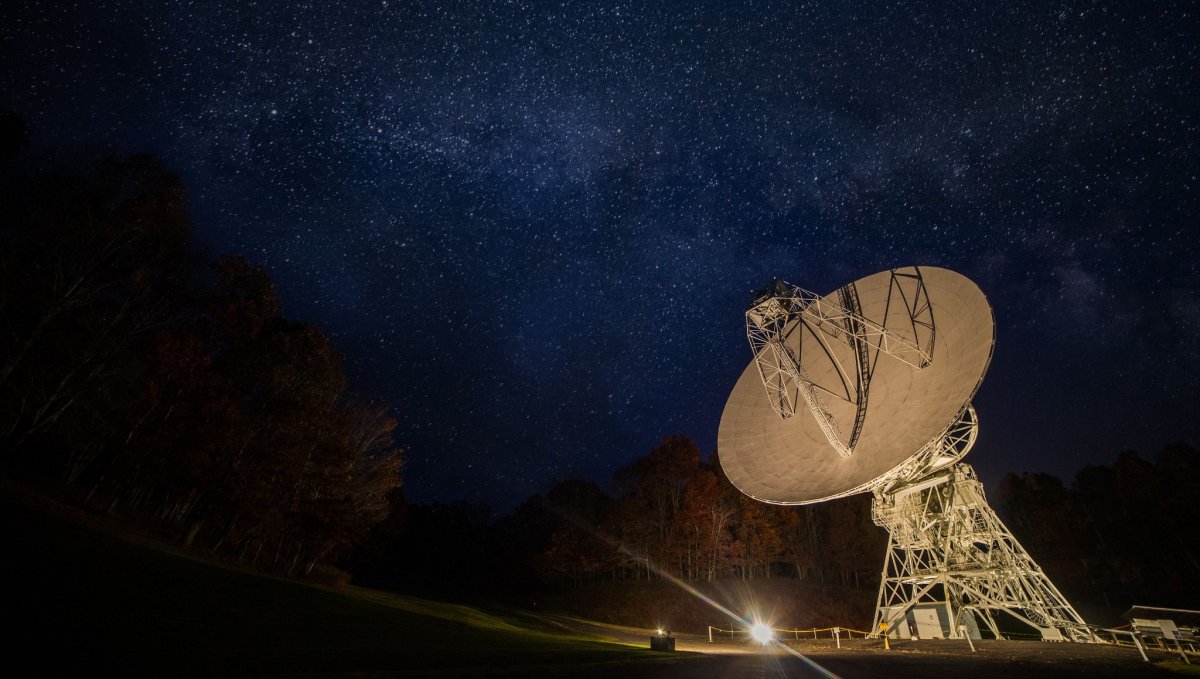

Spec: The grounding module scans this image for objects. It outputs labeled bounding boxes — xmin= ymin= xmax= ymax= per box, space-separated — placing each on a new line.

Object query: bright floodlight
xmin=751 ymin=622 xmax=773 ymax=644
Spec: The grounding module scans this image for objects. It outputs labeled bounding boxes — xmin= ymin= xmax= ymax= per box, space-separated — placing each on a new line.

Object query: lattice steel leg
xmin=870 ymin=463 xmax=1092 ymax=642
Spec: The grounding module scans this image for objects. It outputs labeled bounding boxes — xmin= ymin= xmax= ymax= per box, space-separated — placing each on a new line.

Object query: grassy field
xmin=2 ymin=494 xmax=680 ymax=676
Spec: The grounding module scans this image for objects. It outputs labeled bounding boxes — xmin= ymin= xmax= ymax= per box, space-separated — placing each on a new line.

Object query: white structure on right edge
xmin=718 ymin=266 xmax=1093 ymax=642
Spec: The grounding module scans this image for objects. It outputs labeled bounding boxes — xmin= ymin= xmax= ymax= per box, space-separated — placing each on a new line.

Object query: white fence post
xmin=960 ymin=626 xmax=976 ymax=653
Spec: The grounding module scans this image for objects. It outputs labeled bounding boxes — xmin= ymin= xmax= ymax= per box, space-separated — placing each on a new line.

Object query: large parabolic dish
xmin=718 ymin=266 xmax=995 ymax=504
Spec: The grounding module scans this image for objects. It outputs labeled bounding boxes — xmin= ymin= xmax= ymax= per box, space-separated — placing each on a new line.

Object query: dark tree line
xmin=0 ymin=135 xmax=403 ymax=577
xmin=355 ymin=436 xmax=1200 ymax=626
xmin=353 ymin=435 xmax=885 ymax=597
xmin=994 ymin=443 xmax=1200 ymax=611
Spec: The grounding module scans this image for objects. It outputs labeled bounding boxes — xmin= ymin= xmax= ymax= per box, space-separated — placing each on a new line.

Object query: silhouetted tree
xmin=0 ymin=141 xmax=403 ymax=578
xmin=997 ymin=444 xmax=1200 ymax=612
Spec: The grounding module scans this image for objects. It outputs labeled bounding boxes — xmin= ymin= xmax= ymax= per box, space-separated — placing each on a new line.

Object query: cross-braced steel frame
xmin=869 ymin=421 xmax=1093 ymax=642
xmin=744 ymin=268 xmax=935 ymax=458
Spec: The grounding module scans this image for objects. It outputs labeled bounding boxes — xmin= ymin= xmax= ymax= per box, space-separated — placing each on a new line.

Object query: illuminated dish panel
xmin=718 ymin=266 xmax=994 ymax=504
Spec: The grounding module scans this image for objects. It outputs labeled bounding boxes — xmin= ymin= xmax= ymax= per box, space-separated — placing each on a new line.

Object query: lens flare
xmin=751 ymin=621 xmax=773 ymax=644
xmin=539 ymin=501 xmax=841 ymax=678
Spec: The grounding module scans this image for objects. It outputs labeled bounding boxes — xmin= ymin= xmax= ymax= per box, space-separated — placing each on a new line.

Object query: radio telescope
xmin=718 ymin=266 xmax=1093 ymax=642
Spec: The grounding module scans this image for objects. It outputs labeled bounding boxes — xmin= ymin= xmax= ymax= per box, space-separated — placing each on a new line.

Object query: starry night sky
xmin=2 ymin=1 xmax=1197 ymax=511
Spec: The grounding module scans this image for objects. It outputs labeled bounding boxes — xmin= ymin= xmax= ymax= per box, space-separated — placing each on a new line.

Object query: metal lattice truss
xmin=745 ymin=268 xmax=936 ymax=457
xmin=879 ymin=404 xmax=979 ymax=490
xmin=870 ymin=460 xmax=1093 ymax=643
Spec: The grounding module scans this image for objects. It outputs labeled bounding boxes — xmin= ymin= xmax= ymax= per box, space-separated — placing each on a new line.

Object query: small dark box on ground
xmin=650 ymin=635 xmax=675 ymax=651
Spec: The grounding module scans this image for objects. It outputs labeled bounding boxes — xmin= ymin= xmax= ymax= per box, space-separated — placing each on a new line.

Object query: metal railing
xmin=708 ymin=625 xmax=871 ymax=648
xmin=1092 ymin=625 xmax=1196 ymax=664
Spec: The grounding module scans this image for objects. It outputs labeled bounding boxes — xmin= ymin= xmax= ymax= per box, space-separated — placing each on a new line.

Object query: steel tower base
xmin=870 ymin=463 xmax=1093 ymax=642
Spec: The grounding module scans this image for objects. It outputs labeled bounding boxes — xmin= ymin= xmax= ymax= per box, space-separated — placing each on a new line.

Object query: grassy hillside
xmin=1 ymin=492 xmax=678 ymax=676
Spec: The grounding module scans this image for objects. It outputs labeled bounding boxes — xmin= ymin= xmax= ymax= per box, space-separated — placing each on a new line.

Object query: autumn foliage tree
xmin=476 ymin=438 xmax=1199 ymax=628
xmin=0 ymin=149 xmax=403 ymax=577
xmin=510 ymin=435 xmax=890 ymax=590
xmin=676 ymin=468 xmax=734 ymax=581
